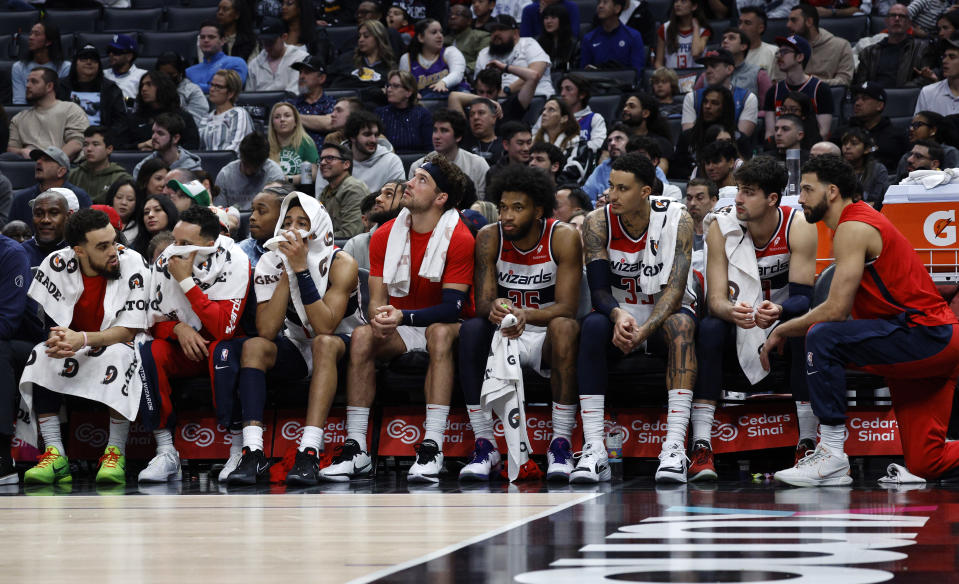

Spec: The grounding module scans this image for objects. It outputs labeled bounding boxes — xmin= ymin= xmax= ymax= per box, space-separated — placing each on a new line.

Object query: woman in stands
xmin=330 ymin=20 xmax=396 ymax=90
xmin=199 ymin=70 xmax=255 ymax=155
xmin=60 ymin=45 xmax=128 ymax=142
xmin=123 ymin=70 xmax=200 ymax=151
xmin=268 ymin=102 xmax=319 ymax=186
xmin=105 ymin=178 xmax=142 ymax=246
xmin=532 ymin=98 xmax=591 ymax=182
xmin=670 ymin=86 xmax=739 ymax=179
xmin=217 ymin=0 xmax=259 ymax=62
xmin=375 ymin=70 xmax=433 ymax=152
xmin=135 ymin=158 xmax=169 ymax=198
xmin=917 ymin=11 xmax=959 ymax=82
xmin=653 ymin=0 xmax=710 ymax=71
xmin=12 ymin=21 xmax=70 ymax=105
xmin=537 ymin=4 xmax=580 ymax=73
xmin=133 ymin=194 xmax=179 ymax=258
xmin=280 ymin=0 xmax=315 ymax=47
xmin=399 ymin=19 xmax=469 ymax=98
xmin=840 ymin=127 xmax=889 ymax=209
xmin=895 ymin=110 xmax=959 ymax=176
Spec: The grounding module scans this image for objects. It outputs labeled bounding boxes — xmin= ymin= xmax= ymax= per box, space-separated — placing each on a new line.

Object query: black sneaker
xmin=0 ymin=456 xmax=16 ymax=485
xmin=227 ymin=447 xmax=271 ymax=485
xmin=408 ymin=439 xmax=444 ymax=483
xmin=286 ymin=448 xmax=321 ymax=486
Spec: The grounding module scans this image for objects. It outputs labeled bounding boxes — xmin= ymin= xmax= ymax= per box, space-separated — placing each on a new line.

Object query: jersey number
xmin=507 ymin=290 xmax=540 ymax=309
xmin=621 ymin=278 xmax=654 ymax=305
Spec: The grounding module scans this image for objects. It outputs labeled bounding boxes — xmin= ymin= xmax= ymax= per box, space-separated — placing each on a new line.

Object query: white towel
xmin=712 ymin=207 xmax=769 ymax=385
xmin=480 ymin=314 xmax=533 ymax=482
xmin=639 ymin=196 xmax=682 ymax=294
xmin=877 ymin=463 xmax=926 ymax=485
xmin=899 ymin=169 xmax=959 ymax=189
xmin=149 ymin=235 xmax=250 ymax=331
xmin=382 ymin=208 xmax=461 ymax=297
xmin=17 ymin=245 xmax=152 ymax=446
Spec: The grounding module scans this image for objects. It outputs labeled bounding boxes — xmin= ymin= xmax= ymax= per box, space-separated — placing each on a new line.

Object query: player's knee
xmin=548 ymin=317 xmax=579 ymax=351
xmin=349 ymin=325 xmax=375 ymax=358
xmin=426 ymin=323 xmax=457 ymax=352
xmin=311 ymin=334 xmax=343 ymax=359
xmin=665 ymin=313 xmax=696 ymax=345
xmin=241 ymin=337 xmax=277 ymax=369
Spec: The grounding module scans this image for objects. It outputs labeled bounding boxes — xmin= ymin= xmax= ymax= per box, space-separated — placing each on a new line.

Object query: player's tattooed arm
xmin=640 ymin=209 xmax=693 ymax=336
xmin=473 ymin=224 xmax=500 ymax=319
xmin=582 ymin=208 xmax=610 ymax=264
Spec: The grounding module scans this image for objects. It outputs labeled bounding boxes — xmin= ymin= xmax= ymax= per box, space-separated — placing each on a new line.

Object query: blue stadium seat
xmin=139 ymin=31 xmax=199 ymax=58
xmin=399 ymin=152 xmax=426 ymax=175
xmin=42 ymin=9 xmax=101 ymax=35
xmin=110 ymin=151 xmax=148 ymax=176
xmin=0 ymin=11 xmax=39 ymax=37
xmin=0 ymin=160 xmax=38 ymax=190
xmin=102 ymin=8 xmax=164 ymax=33
xmin=820 ymin=16 xmax=868 ymax=44
xmin=197 ymin=150 xmax=238 ymax=179
xmin=164 ymin=6 xmax=219 ymax=32
xmin=588 ymin=94 xmax=623 ymax=126
xmin=884 ymin=87 xmax=921 ymax=119
xmin=761 ymin=19 xmax=791 ymax=44
xmin=0 ymin=35 xmax=16 ymax=59
xmin=76 ymin=32 xmax=134 ymax=56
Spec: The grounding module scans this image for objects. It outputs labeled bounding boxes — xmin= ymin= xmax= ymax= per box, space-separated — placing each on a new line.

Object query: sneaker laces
xmin=691 ymin=445 xmax=712 ymax=467
xmin=659 ymin=446 xmax=689 ymax=465
xmin=99 ymin=449 xmax=122 ymax=469
xmin=796 ymin=447 xmax=828 ymax=467
xmin=549 ymin=440 xmax=572 ymax=464
xmin=414 ymin=442 xmax=438 ymax=465
xmin=35 ymin=449 xmax=59 ymax=469
xmin=466 ymin=444 xmax=490 ymax=465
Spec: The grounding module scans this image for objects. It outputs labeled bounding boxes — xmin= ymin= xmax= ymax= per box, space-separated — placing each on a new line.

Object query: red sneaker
xmin=688 ymin=441 xmax=718 ymax=481
xmin=500 ymin=459 xmax=544 ymax=482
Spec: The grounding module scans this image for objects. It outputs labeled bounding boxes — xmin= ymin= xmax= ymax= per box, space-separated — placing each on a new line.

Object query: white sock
xmin=299 ymin=425 xmax=323 ymax=452
xmin=38 ymin=416 xmax=64 ymax=455
xmin=551 ymin=401 xmax=577 ymax=442
xmin=466 ymin=405 xmax=495 ymax=442
xmin=795 ymin=401 xmax=819 ymax=443
xmin=242 ymin=425 xmax=264 ymax=452
xmin=666 ymin=389 xmax=692 ymax=446
xmin=424 ymin=404 xmax=449 ymax=448
xmin=229 ymin=429 xmax=242 ymax=457
xmin=346 ymin=406 xmax=370 ymax=451
xmin=153 ymin=429 xmax=175 ymax=454
xmin=691 ymin=402 xmax=715 ymax=446
xmin=820 ymin=424 xmax=845 ymax=453
xmin=578 ymin=395 xmax=604 ymax=443
xmin=107 ymin=417 xmax=130 ymax=453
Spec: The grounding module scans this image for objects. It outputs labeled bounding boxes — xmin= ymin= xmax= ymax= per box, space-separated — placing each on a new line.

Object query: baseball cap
xmin=107 ymin=33 xmax=137 ymax=54
xmin=30 ymin=146 xmax=70 ymax=169
xmin=75 ymin=44 xmax=100 ymax=61
xmin=486 ymin=14 xmax=518 ymax=32
xmin=258 ymin=17 xmax=287 ymax=41
xmin=695 ymin=48 xmax=735 ymax=67
xmin=168 ymin=179 xmax=211 ymax=207
xmin=91 ymin=204 xmax=124 ymax=231
xmin=31 ymin=187 xmax=80 ymax=213
xmin=209 ymin=205 xmax=240 ymax=234
xmin=775 ymin=34 xmax=812 ymax=67
xmin=851 ymin=81 xmax=886 ymax=103
xmin=291 ymin=54 xmax=327 ymax=74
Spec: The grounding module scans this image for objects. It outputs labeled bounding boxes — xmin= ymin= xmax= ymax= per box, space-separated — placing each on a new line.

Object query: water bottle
xmin=300 ymin=161 xmax=314 ymax=196
xmin=786 ymin=149 xmax=801 ymax=198
xmin=606 ymin=424 xmax=625 ymax=480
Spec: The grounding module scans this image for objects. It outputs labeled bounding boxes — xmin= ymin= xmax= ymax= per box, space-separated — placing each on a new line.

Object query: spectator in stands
xmin=453 ymin=97 xmax=504 ymax=165
xmin=621 ymin=93 xmax=675 ymax=169
xmin=673 ymin=86 xmax=744 ymax=179
xmin=895 ymin=111 xmax=959 ymax=176
xmin=918 ymin=12 xmax=959 ymax=83
xmin=763 ymin=35 xmax=834 ymax=141
xmin=654 ymin=0 xmax=711 ymax=71
xmin=837 ymin=83 xmax=908 ymax=173
xmin=343 ymin=180 xmax=406 ymax=271
xmin=452 ymin=60 xmax=540 ymax=126
xmin=354 ymin=1 xmax=407 ymax=58
xmin=914 ymin=36 xmax=959 ymax=117
xmin=908 ymin=0 xmax=950 ymax=38
xmin=536 ymin=3 xmax=580 ymax=73
xmin=901 ymin=139 xmax=943 ymax=177
xmin=697 ymin=139 xmax=739 ymax=187
xmin=716 ymin=27 xmax=773 ymax=103
xmin=217 ymin=0 xmax=259 ymax=62
xmin=339 ymin=111 xmax=406 ymax=193
xmin=199 ymin=70 xmax=255 ymax=155
xmin=237 ymin=183 xmax=290 ymax=267
xmin=810 ymin=140 xmax=841 ymax=156
xmin=738 ymin=7 xmax=781 ymax=78
xmin=124 ymin=71 xmax=201 ymax=152
xmin=410 ymin=109 xmax=490 ymax=198
xmin=279 ymin=0 xmax=315 ymax=47
xmin=323 ymin=97 xmax=365 ymax=148
xmin=1 ymin=221 xmax=29 ymax=242
xmin=854 ymin=4 xmax=933 ymax=89
xmin=187 ymin=21 xmax=250 ymax=94
xmin=103 ymin=34 xmax=147 ymax=103
xmin=475 ymin=15 xmax=555 ymax=98
xmin=132 ymin=113 xmax=203 ymax=180
xmin=317 ymin=143 xmax=368 ymax=239
xmin=376 ymin=71 xmax=434 ymax=152
xmin=401 ymin=19 xmax=470 ymax=97
xmin=7 ymin=69 xmax=88 ymax=161
xmin=581 ymin=0 xmax=646 ymax=78
xmin=683 ymin=177 xmax=718 ymax=271
xmin=584 ymin=123 xmax=671 ymax=200
xmin=484 ymin=120 xmax=532 ymax=187
xmin=787 ymin=3 xmax=854 ymax=87
xmin=840 ymin=127 xmax=889 ymax=207
xmin=288 ymin=57 xmax=337 ymax=150
xmin=472 ymin=0 xmax=496 ymax=31
xmin=520 ymin=0 xmax=580 ymax=38
xmin=68 ymin=127 xmax=132 ymax=204
xmin=776 ymin=90 xmax=823 ymax=151
xmin=772 ymin=114 xmax=808 ymax=162
xmin=446 ymin=4 xmax=491 ymax=73
xmin=330 ymin=20 xmax=396 ymax=90
xmin=650 ymin=67 xmax=685 ymax=118
xmin=21 ymin=188 xmax=75 ymax=266
xmin=555 ymin=185 xmax=591 ymax=222
xmin=532 ymin=98 xmax=591 ymax=182
xmin=9 ymin=147 xmax=91 ymax=227
xmin=529 ymin=142 xmax=567 ymax=183
xmin=809 ymin=0 xmax=870 ymax=17
xmin=547 ymin=75 xmax=607 ymax=153
xmin=682 ymin=50 xmax=760 ymax=138
xmin=386 ymin=3 xmax=415 ymax=43
xmin=164 ymin=173 xmax=211 ymax=213
xmin=216 ymin=133 xmax=285 ymax=210
xmin=268 ymin=102 xmax=319 ymax=186
xmin=60 ymin=45 xmax=129 ymax=146
xmin=135 ymin=159 xmax=169 ymax=199
xmin=245 ymin=17 xmax=309 ymax=94
xmin=104 ymin=178 xmax=141 ymax=245
xmin=12 ymin=22 xmax=70 ymax=106
xmin=155 ymin=53 xmax=208 ymax=128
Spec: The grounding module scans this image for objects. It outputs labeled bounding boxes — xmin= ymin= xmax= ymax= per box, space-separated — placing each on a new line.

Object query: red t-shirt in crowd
xmin=70 ymin=273 xmax=106 ymax=332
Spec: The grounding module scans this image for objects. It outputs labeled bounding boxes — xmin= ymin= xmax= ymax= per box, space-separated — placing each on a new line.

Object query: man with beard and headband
xmin=578 ymin=152 xmax=697 ymax=483
xmin=227 ymin=193 xmax=363 ymax=485
xmin=321 ymin=154 xmax=475 ymax=483
xmin=344 ymin=181 xmax=407 ymax=271
xmin=474 ymin=16 xmax=554 ymax=98
xmin=18 ymin=209 xmax=150 ymax=485
xmin=689 ymin=156 xmax=818 ymax=481
xmin=458 ymin=164 xmax=583 ymax=481
xmin=763 ymin=154 xmax=959 ymax=485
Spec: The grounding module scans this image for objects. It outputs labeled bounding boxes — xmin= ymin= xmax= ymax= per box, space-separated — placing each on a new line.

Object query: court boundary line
xmin=345 ymin=492 xmax=602 ymax=584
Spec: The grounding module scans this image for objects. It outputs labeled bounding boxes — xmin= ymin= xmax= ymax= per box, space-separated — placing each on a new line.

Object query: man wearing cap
xmin=682 ymin=48 xmax=759 ymax=137
xmin=59 ymin=44 xmax=129 ymax=142
xmin=475 ymin=15 xmax=554 ymax=98
xmin=168 ymin=179 xmax=212 ymax=214
xmin=318 ymin=144 xmax=368 ymax=239
xmin=288 ymin=56 xmax=338 ymax=148
xmin=20 ymin=188 xmax=75 ymax=267
xmin=519 ymin=0 xmax=580 ymax=38
xmin=103 ymin=34 xmax=147 ymax=102
xmin=68 ymin=126 xmax=133 ymax=204
xmin=836 ymin=83 xmax=908 ymax=173
xmin=581 ymin=0 xmax=645 ymax=78
xmin=914 ymin=37 xmax=959 ymax=117
xmin=186 ymin=21 xmax=249 ymax=94
xmin=245 ymin=18 xmax=310 ymax=94
xmin=786 ymin=3 xmax=853 ymax=87
xmin=763 ymin=35 xmax=834 ymax=142
xmin=853 ymin=4 xmax=932 ymax=90
xmin=9 ymin=147 xmax=91 ymax=228
xmin=131 ymin=112 xmax=203 ymax=180
xmin=7 ymin=68 xmax=89 ymax=161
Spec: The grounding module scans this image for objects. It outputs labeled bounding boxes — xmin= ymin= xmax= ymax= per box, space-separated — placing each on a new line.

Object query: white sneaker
xmin=138 ymin=450 xmax=181 ymax=483
xmin=569 ymin=440 xmax=611 ymax=484
xmin=774 ymin=443 xmax=852 ymax=487
xmin=459 ymin=438 xmax=501 ymax=481
xmin=408 ymin=439 xmax=444 ymax=483
xmin=546 ymin=437 xmax=575 ymax=481
xmin=655 ymin=441 xmax=688 ymax=483
xmin=218 ymin=452 xmax=242 ymax=482
xmin=318 ymin=439 xmax=373 ymax=482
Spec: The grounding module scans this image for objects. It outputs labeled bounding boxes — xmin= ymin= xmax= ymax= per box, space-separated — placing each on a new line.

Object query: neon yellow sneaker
xmin=96 ymin=446 xmax=127 ymax=484
xmin=24 ymin=446 xmax=72 ymax=484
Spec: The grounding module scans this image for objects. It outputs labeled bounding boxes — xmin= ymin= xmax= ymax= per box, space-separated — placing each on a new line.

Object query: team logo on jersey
xmin=651 ymin=199 xmax=669 ymax=212
xmin=220 ymin=347 xmax=229 ymax=361
xmin=508 ymin=408 xmax=521 ymax=429
xmin=650 ymin=240 xmax=659 ymax=256
xmin=128 ymin=273 xmax=144 ymax=290
xmin=87 ymin=345 xmax=107 ymax=357
xmin=102 ymin=365 xmax=118 ymax=384
xmin=60 ymin=358 xmax=80 ymax=378
xmin=26 ymin=350 xmax=36 ymax=366
xmin=49 ymin=255 xmax=78 ymax=273
xmin=727 ymin=281 xmax=740 ymax=302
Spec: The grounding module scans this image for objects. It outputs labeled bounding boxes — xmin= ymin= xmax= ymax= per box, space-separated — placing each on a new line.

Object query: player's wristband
xmin=295 ymin=270 xmax=321 ymax=305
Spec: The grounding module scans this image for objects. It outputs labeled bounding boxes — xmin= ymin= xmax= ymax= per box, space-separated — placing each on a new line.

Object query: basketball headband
xmin=421 ymin=161 xmax=452 ymax=196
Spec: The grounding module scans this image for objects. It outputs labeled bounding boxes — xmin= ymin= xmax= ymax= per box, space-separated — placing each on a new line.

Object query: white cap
xmin=31 ymin=187 xmax=80 ymax=213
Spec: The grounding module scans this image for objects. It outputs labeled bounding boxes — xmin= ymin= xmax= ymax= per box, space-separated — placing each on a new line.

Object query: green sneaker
xmin=95 ymin=446 xmax=126 ymax=484
xmin=24 ymin=446 xmax=72 ymax=484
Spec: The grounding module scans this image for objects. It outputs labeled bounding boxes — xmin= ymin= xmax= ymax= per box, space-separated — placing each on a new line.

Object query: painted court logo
xmin=386 ymin=419 xmax=421 ymax=445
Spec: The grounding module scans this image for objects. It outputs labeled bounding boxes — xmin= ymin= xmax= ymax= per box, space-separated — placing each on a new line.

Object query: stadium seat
xmin=870 ymin=15 xmax=887 ymax=36
xmin=357 ymin=268 xmax=370 ymax=320
xmin=812 ymin=263 xmax=834 ymax=307
xmin=76 ymin=32 xmax=135 ymax=56
xmin=4 ymin=104 xmax=30 ymax=119
xmin=889 ymin=116 xmax=912 ymax=139
xmin=164 ymin=6 xmax=219 ymax=32
xmin=0 ymin=35 xmax=16 ymax=59
xmin=102 ymin=8 xmax=164 ymax=33
xmin=110 ymin=151 xmax=148 ymax=176
xmin=708 ymin=19 xmax=730 ymax=34
xmin=324 ymin=26 xmax=357 ymax=51
xmin=185 ymin=0 xmax=222 ymax=6
xmin=17 ymin=33 xmax=73 ymax=62
xmin=197 ymin=150 xmax=237 ymax=179
xmin=237 ymin=91 xmax=290 ymax=132
xmin=580 ymin=21 xmax=592 ymax=38
xmin=0 ymin=11 xmax=39 ymax=37
xmin=398 ymin=152 xmax=426 ymax=175
xmin=0 ymin=160 xmax=38 ymax=190
xmin=523 ymin=95 xmax=547 ymax=126
xmin=884 ymin=87 xmax=921 ymax=119
xmin=235 ymin=210 xmax=251 ymax=241
xmin=761 ymin=19 xmax=790 ymax=44
xmin=0 ymin=60 xmax=13 ymax=104
xmin=830 ymin=85 xmax=847 ymax=125
xmin=131 ymin=0 xmax=167 ymax=7
xmin=570 ymin=69 xmax=638 ymax=90
xmin=667 ymin=118 xmax=683 ymax=146
xmin=646 ymin=0 xmax=671 ymax=24
xmin=588 ymin=94 xmax=623 ymax=126
xmin=134 ymin=57 xmax=158 ymax=72
xmin=820 ymin=16 xmax=868 ymax=44
xmin=139 ymin=31 xmax=199 ymax=58
xmin=324 ymin=89 xmax=360 ymax=101
xmin=42 ymin=9 xmax=101 ymax=35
